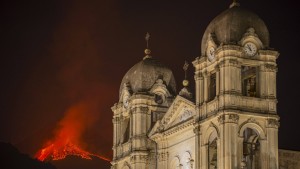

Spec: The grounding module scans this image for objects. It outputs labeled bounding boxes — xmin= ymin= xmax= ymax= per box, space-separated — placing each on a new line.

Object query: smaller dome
xmin=201 ymin=4 xmax=270 ymax=55
xmin=120 ymin=57 xmax=177 ymax=97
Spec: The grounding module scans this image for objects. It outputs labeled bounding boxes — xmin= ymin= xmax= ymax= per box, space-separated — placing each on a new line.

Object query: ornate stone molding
xmin=217 ymin=114 xmax=239 ymax=125
xmin=179 ymin=108 xmax=193 ymax=122
xmin=131 ymin=107 xmax=149 ymax=113
xmin=164 ymin=119 xmax=194 ymax=136
xmin=229 ymin=59 xmax=239 ymax=65
xmin=194 ymin=72 xmax=203 ymax=80
xmin=267 ymin=119 xmax=280 ymax=128
xmin=238 ymin=117 xmax=264 ymax=136
xmin=263 ymin=63 xmax=277 ymax=72
xmin=259 ymin=50 xmax=280 ymax=57
xmin=157 ymin=152 xmax=169 ymax=162
xmin=218 ymin=60 xmax=226 ymax=67
xmin=243 ymin=27 xmax=258 ymax=38
xmin=193 ymin=124 xmax=201 ymax=135
xmin=130 ymin=154 xmax=149 ymax=163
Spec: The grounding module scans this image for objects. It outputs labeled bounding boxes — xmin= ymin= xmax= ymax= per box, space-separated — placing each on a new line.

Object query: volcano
xmin=35 ymin=142 xmax=110 ymax=162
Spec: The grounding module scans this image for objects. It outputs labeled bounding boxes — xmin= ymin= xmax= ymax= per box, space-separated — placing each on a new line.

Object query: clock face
xmin=207 ymin=47 xmax=215 ymax=61
xmin=244 ymin=42 xmax=257 ymax=56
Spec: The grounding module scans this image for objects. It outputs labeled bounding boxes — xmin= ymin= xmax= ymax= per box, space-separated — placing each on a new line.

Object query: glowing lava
xmin=35 ymin=102 xmax=110 ymax=162
xmin=36 ymin=142 xmax=110 ymax=162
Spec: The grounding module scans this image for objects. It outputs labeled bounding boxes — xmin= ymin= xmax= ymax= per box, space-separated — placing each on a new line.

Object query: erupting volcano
xmin=36 ymin=142 xmax=110 ymax=162
xmin=35 ymin=101 xmax=110 ymax=162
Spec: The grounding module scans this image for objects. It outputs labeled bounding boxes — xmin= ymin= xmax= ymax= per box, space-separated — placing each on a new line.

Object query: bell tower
xmin=111 ymin=33 xmax=177 ymax=169
xmin=192 ymin=2 xmax=280 ymax=169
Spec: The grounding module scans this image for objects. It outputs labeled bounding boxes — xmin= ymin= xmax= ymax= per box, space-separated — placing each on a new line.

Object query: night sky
xmin=1 ymin=0 xmax=299 ymax=168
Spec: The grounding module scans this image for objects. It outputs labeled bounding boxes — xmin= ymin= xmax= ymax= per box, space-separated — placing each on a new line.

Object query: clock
xmin=207 ymin=47 xmax=215 ymax=61
xmin=244 ymin=42 xmax=257 ymax=56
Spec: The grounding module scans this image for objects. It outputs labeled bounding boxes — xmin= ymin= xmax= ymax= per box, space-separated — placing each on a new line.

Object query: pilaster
xmin=218 ymin=113 xmax=239 ymax=169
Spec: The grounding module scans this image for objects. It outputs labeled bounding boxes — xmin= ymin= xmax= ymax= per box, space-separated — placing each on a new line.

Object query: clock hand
xmin=247 ymin=45 xmax=252 ymax=52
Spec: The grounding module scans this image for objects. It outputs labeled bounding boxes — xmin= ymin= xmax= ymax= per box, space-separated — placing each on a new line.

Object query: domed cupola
xmin=119 ymin=34 xmax=177 ymax=102
xmin=201 ymin=2 xmax=270 ymax=56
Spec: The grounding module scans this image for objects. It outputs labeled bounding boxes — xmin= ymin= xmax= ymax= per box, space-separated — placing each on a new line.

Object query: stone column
xmin=218 ymin=114 xmax=239 ymax=169
xmin=219 ymin=60 xmax=225 ymax=95
xmin=266 ymin=119 xmax=280 ymax=169
xmin=194 ymin=125 xmax=201 ymax=169
xmin=200 ymin=144 xmax=208 ymax=169
xmin=215 ymin=65 xmax=220 ymax=96
xmin=260 ymin=63 xmax=277 ymax=99
xmin=237 ymin=136 xmax=244 ymax=169
xmin=112 ymin=117 xmax=119 ymax=160
xmin=203 ymin=71 xmax=209 ymax=102
xmin=132 ymin=106 xmax=149 ymax=151
xmin=195 ymin=71 xmax=204 ymax=105
xmin=259 ymin=64 xmax=267 ymax=98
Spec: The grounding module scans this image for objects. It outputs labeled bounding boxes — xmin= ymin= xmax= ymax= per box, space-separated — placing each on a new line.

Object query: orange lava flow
xmin=35 ymin=142 xmax=110 ymax=162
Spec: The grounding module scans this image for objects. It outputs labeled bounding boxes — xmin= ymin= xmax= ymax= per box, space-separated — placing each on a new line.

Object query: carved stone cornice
xmin=164 ymin=119 xmax=194 ymax=136
xmin=266 ymin=118 xmax=280 ymax=128
xmin=259 ymin=50 xmax=280 ymax=58
xmin=218 ymin=114 xmax=239 ymax=125
xmin=262 ymin=63 xmax=277 ymax=72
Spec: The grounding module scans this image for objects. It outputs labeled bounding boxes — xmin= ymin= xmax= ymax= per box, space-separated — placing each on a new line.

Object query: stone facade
xmin=110 ymin=2 xmax=297 ymax=169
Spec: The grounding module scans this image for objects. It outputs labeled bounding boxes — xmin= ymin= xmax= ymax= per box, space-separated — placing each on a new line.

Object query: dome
xmin=119 ymin=57 xmax=177 ymax=97
xmin=201 ymin=4 xmax=270 ymax=55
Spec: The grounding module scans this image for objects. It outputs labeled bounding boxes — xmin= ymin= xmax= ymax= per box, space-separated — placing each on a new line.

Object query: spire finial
xmin=144 ymin=32 xmax=152 ymax=59
xmin=179 ymin=61 xmax=193 ymax=99
xmin=182 ymin=61 xmax=189 ymax=87
xmin=145 ymin=32 xmax=150 ymax=49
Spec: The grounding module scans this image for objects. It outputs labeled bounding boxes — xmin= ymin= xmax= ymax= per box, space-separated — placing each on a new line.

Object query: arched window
xmin=243 ymin=128 xmax=260 ymax=169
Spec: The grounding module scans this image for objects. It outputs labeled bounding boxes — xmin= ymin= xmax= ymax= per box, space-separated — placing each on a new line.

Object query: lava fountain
xmin=35 ymin=101 xmax=110 ymax=162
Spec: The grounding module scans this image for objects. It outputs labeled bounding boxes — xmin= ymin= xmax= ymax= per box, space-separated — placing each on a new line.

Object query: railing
xmin=202 ymin=94 xmax=277 ymax=116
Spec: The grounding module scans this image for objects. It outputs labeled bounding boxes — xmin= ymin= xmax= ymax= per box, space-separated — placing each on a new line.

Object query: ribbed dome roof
xmin=120 ymin=57 xmax=177 ymax=96
xmin=201 ymin=4 xmax=269 ymax=55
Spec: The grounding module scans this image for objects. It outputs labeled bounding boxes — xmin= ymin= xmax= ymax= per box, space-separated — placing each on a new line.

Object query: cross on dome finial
xmin=179 ymin=61 xmax=192 ymax=99
xmin=144 ymin=32 xmax=152 ymax=59
xmin=182 ymin=61 xmax=189 ymax=87
xmin=183 ymin=61 xmax=189 ymax=80
xmin=145 ymin=32 xmax=150 ymax=48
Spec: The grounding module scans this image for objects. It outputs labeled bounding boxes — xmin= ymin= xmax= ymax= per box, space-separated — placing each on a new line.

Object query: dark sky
xmin=1 ymin=0 xmax=299 ymax=167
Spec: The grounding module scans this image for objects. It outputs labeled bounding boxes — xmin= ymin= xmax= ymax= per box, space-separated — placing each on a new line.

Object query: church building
xmin=110 ymin=2 xmax=297 ymax=169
